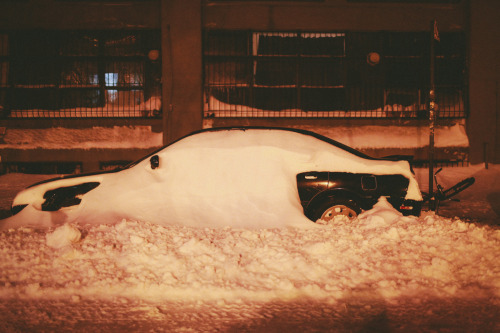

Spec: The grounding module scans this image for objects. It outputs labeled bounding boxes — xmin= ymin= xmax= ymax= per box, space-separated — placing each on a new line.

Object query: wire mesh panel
xmin=203 ymin=30 xmax=467 ymax=119
xmin=0 ymin=33 xmax=9 ymax=117
xmin=204 ymin=31 xmax=347 ymax=117
xmin=0 ymin=30 xmax=161 ymax=118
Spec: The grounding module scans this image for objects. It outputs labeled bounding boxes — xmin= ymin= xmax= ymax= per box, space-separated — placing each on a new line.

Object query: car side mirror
xmin=150 ymin=155 xmax=160 ymax=169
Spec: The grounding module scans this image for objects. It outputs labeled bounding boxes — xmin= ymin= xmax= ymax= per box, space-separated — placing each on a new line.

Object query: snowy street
xmin=0 ymin=165 xmax=499 ymax=332
xmin=1 ymin=297 xmax=497 ymax=332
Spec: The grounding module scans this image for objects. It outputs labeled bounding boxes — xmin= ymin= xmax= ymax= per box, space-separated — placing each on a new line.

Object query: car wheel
xmin=310 ymin=197 xmax=361 ymax=223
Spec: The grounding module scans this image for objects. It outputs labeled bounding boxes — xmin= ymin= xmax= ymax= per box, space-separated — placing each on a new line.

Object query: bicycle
xmin=422 ymin=168 xmax=475 ymax=213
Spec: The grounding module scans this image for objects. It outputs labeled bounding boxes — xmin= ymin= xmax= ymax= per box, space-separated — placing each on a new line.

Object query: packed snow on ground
xmin=0 ymin=187 xmax=499 ymax=330
xmin=0 ymin=128 xmax=420 ymax=230
xmin=1 ymin=197 xmax=498 ymax=304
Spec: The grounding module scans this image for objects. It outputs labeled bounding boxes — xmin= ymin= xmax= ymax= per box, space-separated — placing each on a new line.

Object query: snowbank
xmin=0 ymin=198 xmax=498 ymax=305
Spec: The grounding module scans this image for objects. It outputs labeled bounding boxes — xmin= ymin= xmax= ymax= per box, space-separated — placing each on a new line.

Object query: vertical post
xmin=484 ymin=142 xmax=489 ymax=169
xmin=160 ymin=0 xmax=203 ymax=145
xmin=161 ymin=0 xmax=171 ymax=146
xmin=428 ymin=20 xmax=438 ymax=210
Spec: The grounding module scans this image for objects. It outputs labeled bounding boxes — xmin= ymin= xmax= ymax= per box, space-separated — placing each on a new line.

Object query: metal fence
xmin=203 ymin=30 xmax=467 ymax=119
xmin=0 ymin=30 xmax=162 ymax=118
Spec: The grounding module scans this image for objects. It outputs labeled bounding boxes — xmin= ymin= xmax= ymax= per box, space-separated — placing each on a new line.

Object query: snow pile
xmin=2 ymin=128 xmax=421 ymax=230
xmin=0 ymin=199 xmax=498 ymax=305
xmin=45 ymin=224 xmax=81 ymax=249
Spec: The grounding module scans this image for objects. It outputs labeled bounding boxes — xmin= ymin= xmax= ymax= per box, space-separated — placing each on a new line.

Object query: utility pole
xmin=428 ymin=20 xmax=439 ymax=210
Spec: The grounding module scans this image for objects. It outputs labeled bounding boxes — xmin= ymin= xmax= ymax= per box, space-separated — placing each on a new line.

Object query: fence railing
xmin=0 ymin=30 xmax=162 ymax=119
xmin=203 ymin=30 xmax=467 ymax=119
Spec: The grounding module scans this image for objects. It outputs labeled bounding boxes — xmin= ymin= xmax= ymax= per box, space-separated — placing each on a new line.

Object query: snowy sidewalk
xmin=0 ymin=166 xmax=499 ymax=332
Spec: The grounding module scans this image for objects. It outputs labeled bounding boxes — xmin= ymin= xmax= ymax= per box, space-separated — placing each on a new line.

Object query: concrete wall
xmin=203 ymin=0 xmax=466 ymax=32
xmin=0 ymin=0 xmax=160 ymax=30
xmin=162 ymin=0 xmax=203 ymax=144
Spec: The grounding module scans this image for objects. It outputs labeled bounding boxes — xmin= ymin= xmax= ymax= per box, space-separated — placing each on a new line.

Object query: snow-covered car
xmin=2 ymin=127 xmax=422 ymax=230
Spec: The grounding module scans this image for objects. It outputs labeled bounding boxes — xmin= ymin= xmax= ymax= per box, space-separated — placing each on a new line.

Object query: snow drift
xmin=0 ymin=198 xmax=498 ymax=304
xmin=1 ymin=128 xmax=421 ymax=230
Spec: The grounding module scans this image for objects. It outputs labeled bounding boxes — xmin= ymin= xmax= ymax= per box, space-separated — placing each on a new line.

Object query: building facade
xmin=0 ymin=0 xmax=498 ymax=171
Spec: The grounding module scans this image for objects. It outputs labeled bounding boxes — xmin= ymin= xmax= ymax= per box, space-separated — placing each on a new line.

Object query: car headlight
xmin=11 ymin=204 xmax=28 ymax=216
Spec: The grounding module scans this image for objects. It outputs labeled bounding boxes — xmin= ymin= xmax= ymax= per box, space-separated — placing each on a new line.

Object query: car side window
xmin=361 ymin=175 xmax=377 ymax=191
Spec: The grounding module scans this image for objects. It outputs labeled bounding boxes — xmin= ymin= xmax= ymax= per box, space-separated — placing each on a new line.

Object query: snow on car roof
xmin=129 ymin=126 xmax=378 ymax=168
xmin=5 ymin=126 xmax=421 ymax=230
xmin=27 ymin=127 xmax=373 ymax=188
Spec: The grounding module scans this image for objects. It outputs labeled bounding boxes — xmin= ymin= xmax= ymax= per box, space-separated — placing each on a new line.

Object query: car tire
xmin=309 ymin=197 xmax=362 ymax=223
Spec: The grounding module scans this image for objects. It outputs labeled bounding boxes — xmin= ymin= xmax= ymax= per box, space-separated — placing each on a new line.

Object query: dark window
xmin=204 ymin=31 xmax=346 ymax=116
xmin=204 ymin=30 xmax=466 ymax=118
xmin=347 ymin=0 xmax=460 ymax=3
xmin=0 ymin=30 xmax=161 ymax=118
xmin=0 ymin=34 xmax=9 ymax=116
xmin=207 ymin=0 xmax=324 ymax=2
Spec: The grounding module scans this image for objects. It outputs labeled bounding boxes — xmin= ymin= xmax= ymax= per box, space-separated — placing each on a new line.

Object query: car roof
xmin=130 ymin=126 xmax=376 ymax=166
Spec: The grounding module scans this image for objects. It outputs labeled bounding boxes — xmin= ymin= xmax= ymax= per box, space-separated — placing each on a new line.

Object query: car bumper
xmin=397 ymin=199 xmax=423 ymax=216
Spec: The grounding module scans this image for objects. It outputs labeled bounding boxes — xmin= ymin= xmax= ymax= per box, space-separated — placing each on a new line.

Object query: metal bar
xmin=428 ymin=20 xmax=438 ymax=209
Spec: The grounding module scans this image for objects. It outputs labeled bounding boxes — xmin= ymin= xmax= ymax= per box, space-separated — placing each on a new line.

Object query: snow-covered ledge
xmin=297 ymin=121 xmax=469 ymax=150
xmin=0 ymin=126 xmax=163 ymax=150
xmin=0 ymin=121 xmax=468 ymax=151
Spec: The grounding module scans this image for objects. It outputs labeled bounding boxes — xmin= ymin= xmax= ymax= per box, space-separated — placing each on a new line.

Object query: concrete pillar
xmin=161 ymin=0 xmax=203 ymax=145
xmin=468 ymin=0 xmax=500 ymax=164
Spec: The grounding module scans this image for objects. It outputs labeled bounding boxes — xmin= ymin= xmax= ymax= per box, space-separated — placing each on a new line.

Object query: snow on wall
xmin=7 ymin=97 xmax=162 ymax=119
xmin=295 ymin=122 xmax=469 ymax=149
xmin=1 ymin=120 xmax=468 ymax=151
xmin=1 ymin=126 xmax=162 ymax=149
xmin=202 ymin=121 xmax=469 ymax=150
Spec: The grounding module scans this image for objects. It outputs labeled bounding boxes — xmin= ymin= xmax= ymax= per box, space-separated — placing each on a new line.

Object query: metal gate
xmin=203 ymin=30 xmax=467 ymax=119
